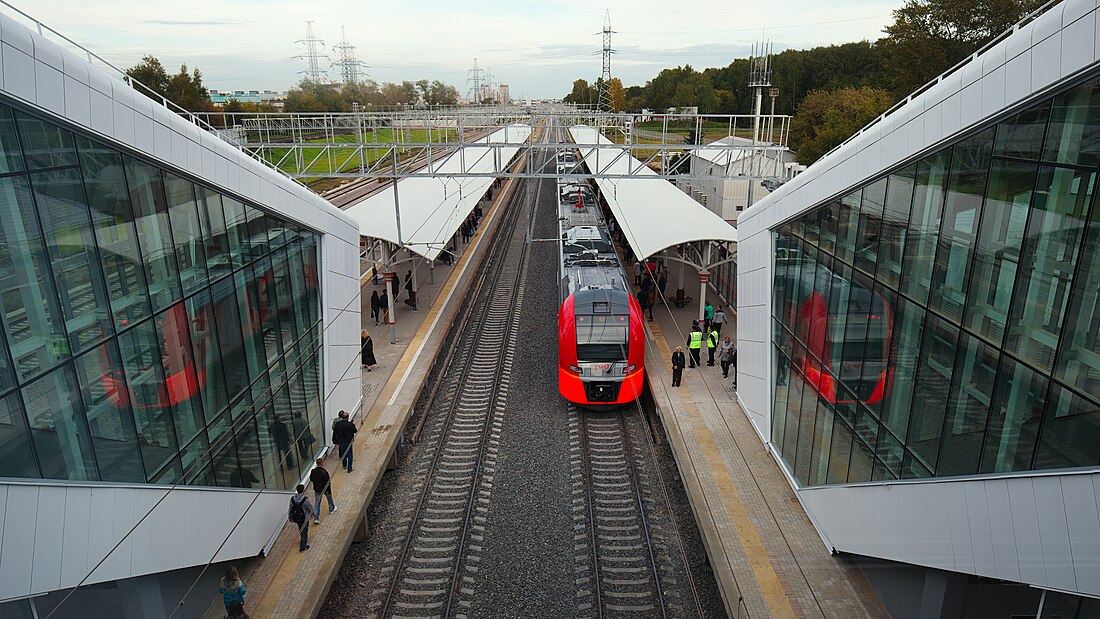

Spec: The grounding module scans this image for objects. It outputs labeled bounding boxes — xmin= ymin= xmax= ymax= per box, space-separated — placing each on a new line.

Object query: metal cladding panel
xmin=0 ymin=482 xmax=294 ymax=601
xmin=568 ymin=126 xmax=737 ymax=262
xmin=344 ymin=125 xmax=532 ymax=261
xmin=797 ymin=472 xmax=1100 ymax=596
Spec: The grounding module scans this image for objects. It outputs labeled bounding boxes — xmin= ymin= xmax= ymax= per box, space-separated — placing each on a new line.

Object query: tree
xmin=165 ymin=64 xmax=212 ymax=112
xmin=880 ymin=0 xmax=1046 ymax=98
xmin=789 ymin=86 xmax=893 ymax=164
xmin=608 ymin=78 xmax=626 ymax=112
xmin=563 ymin=79 xmax=597 ymax=106
xmin=125 ymin=56 xmax=170 ymax=96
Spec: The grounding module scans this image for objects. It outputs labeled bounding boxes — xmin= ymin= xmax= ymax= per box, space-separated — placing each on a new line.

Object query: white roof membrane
xmin=345 ymin=124 xmax=532 ymax=261
xmin=568 ymin=126 xmax=736 ymax=262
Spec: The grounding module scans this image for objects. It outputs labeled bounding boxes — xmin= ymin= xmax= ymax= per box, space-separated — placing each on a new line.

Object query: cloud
xmin=142 ymin=19 xmax=250 ymax=26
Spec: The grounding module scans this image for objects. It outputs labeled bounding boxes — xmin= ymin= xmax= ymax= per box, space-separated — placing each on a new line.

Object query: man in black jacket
xmin=309 ymin=458 xmax=336 ymax=524
xmin=671 ymin=347 xmax=686 ymax=387
xmin=332 ymin=410 xmax=358 ymax=473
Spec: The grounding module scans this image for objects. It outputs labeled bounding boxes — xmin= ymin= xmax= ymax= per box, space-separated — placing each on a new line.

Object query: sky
xmin=16 ymin=0 xmax=901 ymax=100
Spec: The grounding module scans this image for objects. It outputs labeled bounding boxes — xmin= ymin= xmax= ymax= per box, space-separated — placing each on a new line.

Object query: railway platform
xmin=642 ymin=286 xmax=889 ymax=618
xmin=198 ymin=176 xmax=520 ymax=619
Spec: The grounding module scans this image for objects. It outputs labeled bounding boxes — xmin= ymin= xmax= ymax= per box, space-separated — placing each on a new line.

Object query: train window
xmin=576 ymin=315 xmax=629 ymax=361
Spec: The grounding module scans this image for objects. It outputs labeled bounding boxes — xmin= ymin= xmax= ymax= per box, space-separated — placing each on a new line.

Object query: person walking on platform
xmin=703 ymin=301 xmax=714 ymax=335
xmin=379 ymin=290 xmax=390 ymax=324
xmin=218 ymin=566 xmax=246 ymax=616
xmin=646 ymin=286 xmax=656 ymax=321
xmin=707 ymin=327 xmax=720 ymax=366
xmin=713 ymin=305 xmax=726 ymax=336
xmin=636 ymin=289 xmax=649 ymax=323
xmin=633 ymin=261 xmax=642 ymax=286
xmin=310 ymin=458 xmax=336 ymax=524
xmin=332 ymin=410 xmax=358 ymax=473
xmin=370 ymin=289 xmax=381 ymax=325
xmin=404 ymin=269 xmax=418 ymax=310
xmin=391 ymin=272 xmax=401 ymax=299
xmin=687 ymin=326 xmax=702 ymax=368
xmin=658 ymin=270 xmax=668 ymax=297
xmin=361 ymin=330 xmax=376 ymax=372
xmin=671 ymin=347 xmax=685 ymax=387
xmin=288 ymin=484 xmax=314 ymax=552
xmin=718 ymin=336 xmax=736 ymax=378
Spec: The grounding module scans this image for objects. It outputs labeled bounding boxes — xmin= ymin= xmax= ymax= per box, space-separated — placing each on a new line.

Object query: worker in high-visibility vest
xmin=707 ymin=328 xmax=720 ymax=366
xmin=687 ymin=326 xmax=703 ymax=368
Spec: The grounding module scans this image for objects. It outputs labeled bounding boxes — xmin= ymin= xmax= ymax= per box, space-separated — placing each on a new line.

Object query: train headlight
xmin=623 ymin=364 xmax=636 ymax=374
xmin=569 ymin=365 xmax=583 ymax=373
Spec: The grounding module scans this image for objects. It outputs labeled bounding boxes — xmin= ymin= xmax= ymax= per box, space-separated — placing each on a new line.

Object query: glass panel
xmin=1056 ymin=190 xmax=1100 ymax=399
xmin=233 ymin=269 xmax=271 ymax=400
xmin=124 ymin=158 xmax=181 ymax=312
xmin=198 ymin=187 xmax=232 ymax=280
xmin=847 ymin=435 xmax=874 ymax=483
xmin=980 ymin=357 xmax=1047 ymax=473
xmin=826 ymin=416 xmax=853 ymax=483
xmin=0 ymin=175 xmax=70 ymax=382
xmin=834 ymin=190 xmax=861 ymax=266
xmin=74 ymin=340 xmax=144 ymax=482
xmin=994 ymin=102 xmax=1051 ymax=160
xmin=179 ymin=431 xmax=210 ymax=484
xmin=879 ymin=295 xmax=923 ymax=440
xmin=900 ymin=152 xmax=949 ymax=304
xmin=937 ymin=333 xmax=997 ymax=476
xmin=300 ymin=235 xmax=322 ymax=330
xmin=780 ymin=364 xmax=806 ymax=467
xmin=211 ymin=431 xmax=240 ymax=488
xmin=233 ymin=415 xmax=265 ymax=488
xmin=271 ymin=249 xmax=299 ymax=356
xmin=873 ymin=430 xmax=903 ymax=480
xmin=876 ymin=165 xmax=915 ymax=290
xmin=1005 ymin=166 xmax=1095 ymax=372
xmin=907 ymin=316 xmax=961 ymax=472
xmin=807 ymin=399 xmax=834 ymax=485
xmin=252 ymin=256 xmax=284 ymax=369
xmin=302 ymin=349 xmax=322 ymax=421
xmin=222 ymin=196 xmax=250 ymax=268
xmin=817 ymin=200 xmax=839 ymax=255
xmin=1043 ymin=78 xmax=1100 ymax=167
xmin=285 ymin=242 xmax=312 ymax=347
xmin=854 ymin=178 xmax=886 ymax=276
xmin=77 ymin=137 xmax=152 ymax=331
xmin=270 ymin=383 xmax=300 ymax=480
xmin=31 ymin=167 xmax=113 ymax=354
xmin=0 ymin=392 xmax=39 ymax=478
xmin=253 ymin=398 xmax=283 ymax=489
xmin=929 ymin=129 xmax=995 ymax=323
xmin=772 ymin=345 xmax=791 ymax=445
xmin=155 ymin=303 xmax=205 ymax=447
xmin=15 ymin=112 xmax=77 ymax=170
xmin=116 ymin=318 xmax=178 ymax=478
xmin=23 ymin=366 xmax=97 ymax=481
xmin=964 ymin=159 xmax=1037 ymax=346
xmin=245 ymin=205 xmax=272 ymax=259
xmin=163 ymin=174 xmax=208 ymax=295
xmin=0 ymin=104 xmax=25 ymax=173
xmin=793 ymin=380 xmax=821 ymax=485
xmin=210 ymin=276 xmax=250 ymax=405
xmin=1033 ymin=384 xmax=1100 ymax=469
xmin=185 ymin=290 xmax=229 ymax=423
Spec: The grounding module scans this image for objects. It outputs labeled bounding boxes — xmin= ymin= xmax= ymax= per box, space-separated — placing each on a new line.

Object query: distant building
xmin=497 ymin=84 xmax=510 ymax=104
xmin=208 ymin=89 xmax=287 ymax=108
xmin=683 ymin=136 xmax=802 ymax=222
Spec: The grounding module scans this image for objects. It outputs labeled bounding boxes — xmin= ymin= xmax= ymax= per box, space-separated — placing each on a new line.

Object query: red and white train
xmin=555 ymin=149 xmax=645 ymax=407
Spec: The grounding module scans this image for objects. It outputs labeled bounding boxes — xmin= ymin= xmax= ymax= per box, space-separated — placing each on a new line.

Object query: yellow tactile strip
xmin=647 ymin=319 xmax=800 ymax=618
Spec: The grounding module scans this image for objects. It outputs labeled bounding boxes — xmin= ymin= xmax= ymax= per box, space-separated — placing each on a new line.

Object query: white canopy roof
xmin=345 ymin=124 xmax=532 ymax=261
xmin=568 ymin=126 xmax=737 ymax=261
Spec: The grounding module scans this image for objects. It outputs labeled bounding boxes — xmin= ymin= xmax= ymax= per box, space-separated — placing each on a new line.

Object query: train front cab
xmin=557 ymin=289 xmax=645 ymax=407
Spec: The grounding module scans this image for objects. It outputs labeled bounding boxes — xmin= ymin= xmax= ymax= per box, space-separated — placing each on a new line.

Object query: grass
xmin=256 ymin=128 xmax=456 ymax=177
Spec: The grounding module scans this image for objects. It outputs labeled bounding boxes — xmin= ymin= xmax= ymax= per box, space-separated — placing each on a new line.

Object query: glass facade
xmin=0 ymin=100 xmax=325 ymax=490
xmin=771 ymin=76 xmax=1100 ymax=486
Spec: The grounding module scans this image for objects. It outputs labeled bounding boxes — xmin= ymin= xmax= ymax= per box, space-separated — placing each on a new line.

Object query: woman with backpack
xmin=218 ymin=566 xmax=246 ymax=616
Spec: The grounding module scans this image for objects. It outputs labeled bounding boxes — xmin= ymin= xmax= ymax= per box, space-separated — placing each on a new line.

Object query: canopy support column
xmin=382 ymin=243 xmax=397 ymax=344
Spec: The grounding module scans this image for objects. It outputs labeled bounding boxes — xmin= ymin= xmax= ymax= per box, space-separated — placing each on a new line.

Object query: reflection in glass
xmin=75 ymin=340 xmax=144 ymax=482
xmin=0 ymin=175 xmax=70 ymax=382
xmin=1043 ymin=78 xmax=1100 ymax=167
xmin=937 ymin=333 xmax=997 ymax=475
xmin=116 ymin=319 xmax=178 ymax=479
xmin=876 ymin=166 xmax=915 ymax=290
xmin=23 ymin=366 xmax=96 ymax=481
xmin=125 ymin=158 xmax=181 ymax=312
xmin=901 ymin=152 xmax=949 ymax=304
xmin=0 ymin=392 xmax=39 ymax=478
xmin=1033 ymin=384 xmax=1100 ymax=469
xmin=164 ymin=174 xmax=209 ymax=295
xmin=0 ymin=104 xmax=25 ymax=173
xmin=15 ymin=112 xmax=78 ymax=170
xmin=854 ymin=179 xmax=886 ymax=276
xmin=31 ymin=167 xmax=113 ymax=354
xmin=980 ymin=357 xmax=1047 ymax=473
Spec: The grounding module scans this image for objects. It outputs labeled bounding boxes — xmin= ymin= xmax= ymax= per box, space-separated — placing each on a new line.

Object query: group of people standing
xmin=671 ymin=301 xmax=736 ymax=389
xmin=634 ymin=261 xmax=668 ymax=322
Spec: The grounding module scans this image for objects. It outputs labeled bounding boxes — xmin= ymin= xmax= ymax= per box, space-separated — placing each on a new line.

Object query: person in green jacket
xmin=703 ymin=301 xmax=715 ymax=334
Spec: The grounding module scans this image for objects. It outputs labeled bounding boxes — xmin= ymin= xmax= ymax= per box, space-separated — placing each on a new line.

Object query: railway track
xmin=363 ymin=139 xmax=538 ymax=619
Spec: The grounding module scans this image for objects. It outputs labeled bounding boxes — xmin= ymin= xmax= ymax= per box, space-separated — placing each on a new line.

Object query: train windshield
xmin=576 ymin=314 xmax=629 ymax=361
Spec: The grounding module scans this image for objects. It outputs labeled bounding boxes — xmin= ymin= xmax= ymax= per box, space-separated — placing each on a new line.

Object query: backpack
xmin=288 ymin=497 xmax=306 ymax=524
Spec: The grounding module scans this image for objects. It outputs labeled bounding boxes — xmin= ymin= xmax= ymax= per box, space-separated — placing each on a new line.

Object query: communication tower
xmin=296 ymin=21 xmax=329 ymax=83
xmin=598 ymin=10 xmax=614 ymax=111
xmin=748 ymin=41 xmax=773 ymax=143
xmin=332 ymin=26 xmax=368 ymax=85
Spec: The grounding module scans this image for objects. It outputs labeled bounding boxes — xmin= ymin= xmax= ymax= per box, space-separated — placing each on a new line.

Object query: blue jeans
xmin=338 ymin=442 xmax=354 ymax=471
xmin=314 ymin=490 xmax=335 ymax=518
xmin=298 ymin=520 xmax=310 ymax=550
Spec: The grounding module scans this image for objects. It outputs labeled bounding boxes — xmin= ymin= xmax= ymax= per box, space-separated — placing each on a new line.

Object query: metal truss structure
xmin=191 ymin=107 xmax=795 ymax=184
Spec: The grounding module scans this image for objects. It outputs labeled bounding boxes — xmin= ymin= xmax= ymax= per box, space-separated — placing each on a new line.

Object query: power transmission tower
xmin=598 ymin=10 xmax=614 ymax=111
xmin=332 ymin=26 xmax=368 ymax=84
xmin=466 ymin=58 xmax=484 ymax=104
xmin=295 ymin=21 xmax=329 ymax=83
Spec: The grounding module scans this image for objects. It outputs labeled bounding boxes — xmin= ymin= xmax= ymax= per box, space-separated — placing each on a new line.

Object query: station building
xmin=0 ymin=10 xmax=361 ymax=618
xmin=737 ymin=2 xmax=1100 ymax=615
